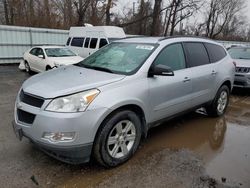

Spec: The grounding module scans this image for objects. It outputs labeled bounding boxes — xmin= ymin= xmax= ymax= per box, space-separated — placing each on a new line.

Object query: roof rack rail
xmin=158 ymin=35 xmax=211 ymax=41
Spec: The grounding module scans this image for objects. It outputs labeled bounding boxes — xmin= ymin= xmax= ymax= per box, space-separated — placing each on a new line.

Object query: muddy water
xmin=59 ymin=89 xmax=250 ymax=188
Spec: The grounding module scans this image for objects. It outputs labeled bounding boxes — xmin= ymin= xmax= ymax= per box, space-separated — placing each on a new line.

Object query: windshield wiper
xmin=239 ymin=57 xmax=250 ymax=60
xmin=81 ymin=64 xmax=114 ymax=73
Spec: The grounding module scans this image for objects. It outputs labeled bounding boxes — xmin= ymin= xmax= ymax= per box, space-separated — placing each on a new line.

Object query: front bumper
xmin=13 ymin=95 xmax=111 ymax=164
xmin=233 ymin=74 xmax=250 ymax=88
xmin=12 ymin=120 xmax=92 ymax=164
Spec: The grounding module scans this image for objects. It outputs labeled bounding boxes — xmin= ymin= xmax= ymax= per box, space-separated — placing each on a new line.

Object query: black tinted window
xmin=154 ymin=43 xmax=186 ymax=71
xmin=71 ymin=37 xmax=84 ymax=47
xmin=183 ymin=42 xmax=210 ymax=67
xmin=66 ymin=37 xmax=71 ymax=46
xmin=205 ymin=43 xmax=226 ymax=63
xmin=84 ymin=38 xmax=90 ymax=48
xmin=90 ymin=38 xmax=98 ymax=49
xmin=99 ymin=38 xmax=108 ymax=48
xmin=36 ymin=48 xmax=44 ymax=56
xmin=30 ymin=48 xmax=38 ymax=55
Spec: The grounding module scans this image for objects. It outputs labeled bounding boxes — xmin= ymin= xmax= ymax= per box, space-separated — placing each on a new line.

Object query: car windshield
xmin=76 ymin=42 xmax=157 ymax=75
xmin=228 ymin=48 xmax=250 ymax=60
xmin=45 ymin=48 xmax=76 ymax=57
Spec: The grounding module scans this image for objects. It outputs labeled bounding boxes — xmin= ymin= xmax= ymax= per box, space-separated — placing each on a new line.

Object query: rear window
xmin=90 ymin=38 xmax=98 ymax=49
xmin=71 ymin=37 xmax=84 ymax=47
xmin=84 ymin=38 xmax=90 ymax=48
xmin=183 ymin=42 xmax=210 ymax=67
xmin=66 ymin=37 xmax=71 ymax=46
xmin=99 ymin=38 xmax=108 ymax=48
xmin=205 ymin=43 xmax=227 ymax=63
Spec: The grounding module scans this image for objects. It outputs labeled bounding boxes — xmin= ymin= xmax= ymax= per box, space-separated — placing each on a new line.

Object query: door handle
xmin=211 ymin=70 xmax=217 ymax=75
xmin=183 ymin=77 xmax=191 ymax=82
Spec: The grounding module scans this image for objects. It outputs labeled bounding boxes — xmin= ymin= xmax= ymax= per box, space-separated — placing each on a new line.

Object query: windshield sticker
xmin=136 ymin=45 xmax=154 ymax=50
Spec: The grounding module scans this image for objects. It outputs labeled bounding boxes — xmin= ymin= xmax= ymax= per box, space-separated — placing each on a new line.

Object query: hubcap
xmin=107 ymin=120 xmax=136 ymax=159
xmin=217 ymin=91 xmax=228 ymax=113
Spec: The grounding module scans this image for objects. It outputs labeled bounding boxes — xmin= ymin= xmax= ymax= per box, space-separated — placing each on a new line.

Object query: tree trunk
xmin=3 ymin=0 xmax=9 ymax=24
xmin=151 ymin=0 xmax=162 ymax=36
xmin=106 ymin=0 xmax=112 ymax=25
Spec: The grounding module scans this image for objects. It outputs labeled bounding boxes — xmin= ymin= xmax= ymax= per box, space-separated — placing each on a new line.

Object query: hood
xmin=234 ymin=59 xmax=250 ymax=68
xmin=48 ymin=56 xmax=84 ymax=66
xmin=22 ymin=65 xmax=125 ymax=98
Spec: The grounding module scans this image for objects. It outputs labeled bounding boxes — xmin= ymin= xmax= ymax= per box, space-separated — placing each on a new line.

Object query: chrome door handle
xmin=183 ymin=77 xmax=191 ymax=82
xmin=211 ymin=70 xmax=217 ymax=75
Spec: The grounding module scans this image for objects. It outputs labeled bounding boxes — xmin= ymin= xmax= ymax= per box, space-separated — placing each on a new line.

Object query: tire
xmin=46 ymin=66 xmax=52 ymax=71
xmin=93 ymin=110 xmax=142 ymax=167
xmin=24 ymin=61 xmax=31 ymax=74
xmin=206 ymin=85 xmax=230 ymax=117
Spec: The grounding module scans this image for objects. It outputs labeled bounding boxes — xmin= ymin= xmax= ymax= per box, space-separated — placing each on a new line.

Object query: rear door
xmin=70 ymin=37 xmax=85 ymax=57
xmin=148 ymin=43 xmax=193 ymax=122
xmin=183 ymin=42 xmax=217 ymax=106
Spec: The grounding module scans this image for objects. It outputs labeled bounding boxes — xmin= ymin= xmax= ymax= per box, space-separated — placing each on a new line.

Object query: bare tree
xmin=74 ymin=0 xmax=91 ymax=26
xmin=204 ymin=0 xmax=245 ymax=39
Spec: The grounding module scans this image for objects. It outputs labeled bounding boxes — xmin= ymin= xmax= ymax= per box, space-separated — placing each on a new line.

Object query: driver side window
xmin=154 ymin=43 xmax=186 ymax=71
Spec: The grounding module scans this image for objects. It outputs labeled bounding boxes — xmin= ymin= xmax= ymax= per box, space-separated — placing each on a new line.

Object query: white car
xmin=20 ymin=46 xmax=84 ymax=73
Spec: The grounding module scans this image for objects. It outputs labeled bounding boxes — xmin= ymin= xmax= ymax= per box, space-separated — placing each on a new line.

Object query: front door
xmin=148 ymin=43 xmax=193 ymax=122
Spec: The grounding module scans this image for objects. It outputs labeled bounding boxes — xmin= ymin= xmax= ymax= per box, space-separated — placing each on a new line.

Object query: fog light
xmin=42 ymin=132 xmax=75 ymax=143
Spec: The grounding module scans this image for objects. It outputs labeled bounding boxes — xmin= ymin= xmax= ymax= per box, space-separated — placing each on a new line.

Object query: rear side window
xmin=99 ymin=38 xmax=108 ymax=48
xmin=205 ymin=43 xmax=227 ymax=63
xmin=84 ymin=38 xmax=90 ymax=48
xmin=154 ymin=43 xmax=186 ymax=71
xmin=183 ymin=42 xmax=210 ymax=67
xmin=90 ymin=38 xmax=98 ymax=49
xmin=71 ymin=37 xmax=84 ymax=47
xmin=66 ymin=37 xmax=71 ymax=46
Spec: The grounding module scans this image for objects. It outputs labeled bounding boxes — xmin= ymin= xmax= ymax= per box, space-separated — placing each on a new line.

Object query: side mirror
xmin=148 ymin=64 xmax=174 ymax=77
xmin=38 ymin=54 xmax=45 ymax=59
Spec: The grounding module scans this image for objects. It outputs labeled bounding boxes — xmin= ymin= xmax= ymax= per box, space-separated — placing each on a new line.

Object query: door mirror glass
xmin=148 ymin=64 xmax=174 ymax=77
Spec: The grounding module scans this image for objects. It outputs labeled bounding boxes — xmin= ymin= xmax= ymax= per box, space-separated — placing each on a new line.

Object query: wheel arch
xmin=93 ymin=103 xmax=148 ymax=148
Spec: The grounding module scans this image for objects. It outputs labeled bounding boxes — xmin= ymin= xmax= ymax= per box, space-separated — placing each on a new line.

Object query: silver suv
xmin=13 ymin=37 xmax=235 ymax=167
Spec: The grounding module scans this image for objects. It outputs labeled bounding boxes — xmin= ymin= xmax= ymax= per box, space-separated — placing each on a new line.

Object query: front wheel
xmin=24 ymin=61 xmax=31 ymax=74
xmin=206 ymin=85 xmax=230 ymax=117
xmin=93 ymin=110 xmax=142 ymax=167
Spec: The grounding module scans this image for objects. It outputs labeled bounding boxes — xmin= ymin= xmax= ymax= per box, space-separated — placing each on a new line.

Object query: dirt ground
xmin=0 ymin=65 xmax=249 ymax=188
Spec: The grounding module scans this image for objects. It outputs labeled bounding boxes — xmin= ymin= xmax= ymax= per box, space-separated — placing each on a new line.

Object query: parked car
xmin=66 ymin=26 xmax=126 ymax=58
xmin=21 ymin=46 xmax=83 ymax=73
xmin=13 ymin=37 xmax=235 ymax=167
xmin=228 ymin=47 xmax=250 ymax=88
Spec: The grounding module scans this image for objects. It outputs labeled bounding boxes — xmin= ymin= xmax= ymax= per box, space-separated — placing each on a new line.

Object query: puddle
xmin=60 ymin=89 xmax=250 ymax=188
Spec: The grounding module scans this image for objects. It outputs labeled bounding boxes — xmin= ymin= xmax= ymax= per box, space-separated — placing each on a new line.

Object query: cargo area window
xmin=84 ymin=38 xmax=90 ymax=48
xmin=90 ymin=38 xmax=98 ymax=49
xmin=71 ymin=37 xmax=84 ymax=47
xmin=99 ymin=38 xmax=108 ymax=48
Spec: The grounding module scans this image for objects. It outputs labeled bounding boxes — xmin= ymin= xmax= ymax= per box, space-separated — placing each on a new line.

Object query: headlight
xmin=45 ymin=89 xmax=100 ymax=112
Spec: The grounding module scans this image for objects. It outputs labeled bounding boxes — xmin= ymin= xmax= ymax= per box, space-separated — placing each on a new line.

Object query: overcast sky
xmin=115 ymin=0 xmax=250 ymax=23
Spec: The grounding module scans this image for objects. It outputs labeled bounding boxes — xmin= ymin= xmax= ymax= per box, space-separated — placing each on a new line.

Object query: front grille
xmin=234 ymin=81 xmax=246 ymax=86
xmin=20 ymin=90 xmax=44 ymax=108
xmin=17 ymin=109 xmax=36 ymax=124
xmin=235 ymin=67 xmax=250 ymax=73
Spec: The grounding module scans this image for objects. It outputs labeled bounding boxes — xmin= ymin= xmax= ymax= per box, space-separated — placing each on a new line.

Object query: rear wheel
xmin=93 ymin=110 xmax=142 ymax=167
xmin=46 ymin=66 xmax=52 ymax=71
xmin=206 ymin=85 xmax=230 ymax=117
